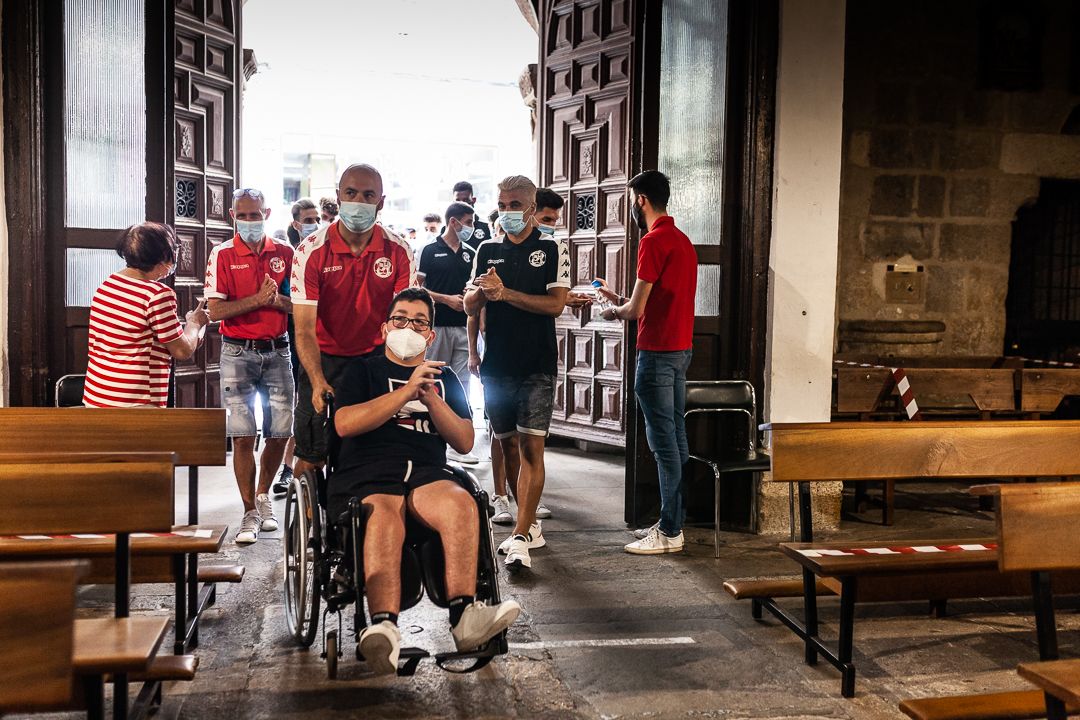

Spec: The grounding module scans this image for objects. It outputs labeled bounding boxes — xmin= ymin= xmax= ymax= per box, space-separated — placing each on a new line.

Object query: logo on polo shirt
xmin=474 ymin=229 xmax=486 ymax=240
xmin=270 ymin=257 xmax=286 ymax=274
xmin=462 ymin=251 xmax=471 ymax=262
xmin=529 ymin=250 xmax=546 ymax=267
xmin=374 ymin=257 xmax=394 ymax=279
xmin=323 ymin=265 xmax=343 ymax=274
xmin=230 ymin=263 xmax=250 ymax=270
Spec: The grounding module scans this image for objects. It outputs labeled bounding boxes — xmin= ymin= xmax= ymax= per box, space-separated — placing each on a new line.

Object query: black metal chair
xmin=54 ymin=373 xmax=86 ymax=407
xmin=683 ymin=380 xmax=776 ymax=557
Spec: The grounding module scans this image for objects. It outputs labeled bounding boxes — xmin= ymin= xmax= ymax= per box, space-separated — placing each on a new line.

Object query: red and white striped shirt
xmin=83 ymin=272 xmax=184 ymax=408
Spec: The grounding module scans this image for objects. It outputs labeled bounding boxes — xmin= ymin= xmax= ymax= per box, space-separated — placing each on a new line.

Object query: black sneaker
xmin=271 ymin=464 xmax=292 ymax=496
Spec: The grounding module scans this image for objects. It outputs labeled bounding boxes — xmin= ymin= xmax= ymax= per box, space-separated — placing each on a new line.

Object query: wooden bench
xmin=1020 ymin=369 xmax=1080 ymax=416
xmin=900 ymin=482 xmax=1080 ymax=720
xmin=741 ymin=420 xmax=1080 ymax=698
xmin=0 ymin=408 xmax=237 ymax=653
xmin=0 ymin=560 xmax=86 ymax=715
xmin=0 ymin=454 xmax=182 ymax=720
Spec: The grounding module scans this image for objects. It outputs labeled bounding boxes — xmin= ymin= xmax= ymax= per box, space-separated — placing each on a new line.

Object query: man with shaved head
xmin=291 ymin=164 xmax=415 ymax=477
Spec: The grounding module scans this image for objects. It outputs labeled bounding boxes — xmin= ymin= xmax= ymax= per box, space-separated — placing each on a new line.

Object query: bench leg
xmin=187 ymin=553 xmax=199 ymax=649
xmin=173 ymin=554 xmax=187 ymax=654
xmin=84 ymin=676 xmax=105 ymax=720
xmin=714 ymin=466 xmax=722 ymax=558
xmin=838 ymin=576 xmax=857 ymax=698
xmin=801 ymin=567 xmax=819 ymax=665
xmin=112 ymin=673 xmax=128 ymax=720
xmin=882 ymin=480 xmax=895 ymax=526
xmin=1045 ymin=694 xmax=1067 ymax=720
xmin=751 ymin=598 xmax=762 ymax=620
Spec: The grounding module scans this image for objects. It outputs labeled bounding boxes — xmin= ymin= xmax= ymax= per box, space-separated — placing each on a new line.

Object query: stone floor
xmin=16 ymin=438 xmax=1079 ymax=720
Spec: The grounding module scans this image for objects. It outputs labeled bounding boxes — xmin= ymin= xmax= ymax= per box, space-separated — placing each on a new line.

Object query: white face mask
xmin=385 ymin=327 xmax=428 ymax=360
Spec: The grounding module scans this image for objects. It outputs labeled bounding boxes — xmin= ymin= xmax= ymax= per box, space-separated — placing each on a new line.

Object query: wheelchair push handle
xmin=322 ymin=391 xmax=335 ymax=420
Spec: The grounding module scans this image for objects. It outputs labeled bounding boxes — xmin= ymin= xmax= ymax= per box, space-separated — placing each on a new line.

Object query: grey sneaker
xmin=256 ymin=493 xmax=278 ymax=532
xmin=535 ymin=502 xmax=552 ymax=519
xmin=235 ymin=510 xmax=261 ymax=544
xmin=451 ymin=600 xmax=521 ymax=651
xmin=359 ymin=620 xmax=400 ymax=676
xmin=624 ymin=526 xmax=684 ymax=555
xmin=491 ymin=495 xmax=514 ymax=525
xmin=633 ymin=521 xmax=660 ymax=539
xmin=498 ymin=522 xmax=544 ymax=554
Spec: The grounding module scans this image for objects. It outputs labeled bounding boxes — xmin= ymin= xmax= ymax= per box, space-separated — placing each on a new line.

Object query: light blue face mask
xmin=338 ymin=201 xmax=378 ymax=233
xmin=300 ymin=222 xmax=319 ymax=238
xmin=236 ymin=219 xmax=264 ymax=244
xmin=456 ymin=223 xmax=475 ymax=243
xmin=499 ymin=210 xmax=528 ymax=236
xmin=538 ymin=224 xmax=556 ymax=236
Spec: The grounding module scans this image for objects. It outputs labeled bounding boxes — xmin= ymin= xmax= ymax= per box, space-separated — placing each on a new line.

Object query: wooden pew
xmin=0 ymin=409 xmax=238 ymax=653
xmin=0 ymin=455 xmax=180 ymax=720
xmin=1020 ymin=369 xmax=1080 ymax=416
xmin=740 ymin=420 xmax=1080 ymax=698
xmin=0 ymin=560 xmax=85 ymax=714
xmin=900 ymin=482 xmax=1080 ymax=720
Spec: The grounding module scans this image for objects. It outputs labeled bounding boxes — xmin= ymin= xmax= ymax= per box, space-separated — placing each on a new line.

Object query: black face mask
xmin=632 ymin=202 xmax=648 ymax=232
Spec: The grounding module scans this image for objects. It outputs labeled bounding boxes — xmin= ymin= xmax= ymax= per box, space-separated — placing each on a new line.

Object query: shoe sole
xmin=359 ymin=633 xmax=399 ymax=676
xmin=454 ymin=603 xmax=521 ymax=651
xmin=491 ymin=514 xmax=514 ymax=525
xmin=235 ymin=534 xmax=257 ymax=545
xmin=624 ymin=544 xmax=684 ymax=555
xmin=535 ymin=511 xmax=552 ymax=519
xmin=504 ymin=554 xmax=531 ymax=571
xmin=260 ymin=520 xmax=279 ymax=532
xmin=497 ymin=535 xmax=545 ymax=554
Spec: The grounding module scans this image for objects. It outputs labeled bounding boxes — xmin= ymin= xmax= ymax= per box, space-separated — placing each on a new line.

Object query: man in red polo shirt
xmin=594 ymin=170 xmax=697 ymax=556
xmin=205 ymin=187 xmax=295 ymax=545
xmin=291 ymin=164 xmax=414 ymax=477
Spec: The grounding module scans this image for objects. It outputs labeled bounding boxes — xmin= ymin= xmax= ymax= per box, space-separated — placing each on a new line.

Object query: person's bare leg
xmin=283 ymin=436 xmax=296 ymax=471
xmin=512 ymin=434 xmax=546 ymax=537
xmin=361 ymin=494 xmax=406 ymax=617
xmin=499 ymin=434 xmax=521 ymax=502
xmin=232 ymin=436 xmax=258 ymax=511
xmin=258 ymin=437 xmax=288 ymax=495
xmin=490 ymin=427 xmax=509 ymax=498
xmin=407 ymin=480 xmax=479 ymax=598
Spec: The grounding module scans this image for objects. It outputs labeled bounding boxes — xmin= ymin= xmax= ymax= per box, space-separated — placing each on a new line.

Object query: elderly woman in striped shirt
xmin=83 ymin=222 xmax=210 ymax=407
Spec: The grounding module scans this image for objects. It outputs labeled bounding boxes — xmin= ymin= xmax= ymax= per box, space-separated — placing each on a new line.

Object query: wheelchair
xmin=281 ymin=394 xmax=508 ymax=679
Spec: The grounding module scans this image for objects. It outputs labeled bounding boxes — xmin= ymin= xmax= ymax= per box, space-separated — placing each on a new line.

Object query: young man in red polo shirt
xmin=205 ymin=188 xmax=295 ymax=544
xmin=291 ymin=164 xmax=414 ymax=478
xmin=594 ymin=170 xmax=697 ymax=555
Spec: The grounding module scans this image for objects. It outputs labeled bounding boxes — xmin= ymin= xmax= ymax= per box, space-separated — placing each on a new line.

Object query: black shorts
xmin=326 ymin=461 xmax=457 ymax=522
xmin=294 ymin=352 xmax=356 ymax=463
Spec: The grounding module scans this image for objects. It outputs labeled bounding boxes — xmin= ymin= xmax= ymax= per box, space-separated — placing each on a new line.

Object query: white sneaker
xmin=451 ymin=600 xmax=521 ymax=651
xmin=359 ymin=620 xmax=400 ymax=676
xmin=633 ymin=521 xmax=659 ymax=539
xmin=256 ymin=493 xmax=278 ymax=532
xmin=624 ymin=526 xmax=684 ymax=555
xmin=504 ymin=536 xmax=532 ymax=570
xmin=498 ymin=522 xmax=544 ymax=554
xmin=447 ymin=450 xmax=480 ymax=466
xmin=491 ymin=495 xmax=514 ymax=525
xmin=235 ymin=510 xmax=261 ymax=544
xmin=535 ymin=502 xmax=552 ymax=519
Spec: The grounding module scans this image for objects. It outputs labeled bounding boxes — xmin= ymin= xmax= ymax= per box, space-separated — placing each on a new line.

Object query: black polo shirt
xmin=471 ymin=228 xmax=570 ymax=378
xmin=418 ymin=235 xmax=478 ymax=327
xmin=470 ymin=220 xmax=493 ymax=244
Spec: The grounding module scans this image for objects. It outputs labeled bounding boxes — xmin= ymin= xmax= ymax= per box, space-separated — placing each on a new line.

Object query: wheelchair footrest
xmin=432 ymin=634 xmax=507 ymax=674
xmin=397 ymin=647 xmax=430 ymax=677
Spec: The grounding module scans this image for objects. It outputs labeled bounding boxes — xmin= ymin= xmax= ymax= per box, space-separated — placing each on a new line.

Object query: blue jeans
xmin=220 ymin=345 xmax=295 ymax=438
xmin=635 ymin=349 xmax=692 ymax=536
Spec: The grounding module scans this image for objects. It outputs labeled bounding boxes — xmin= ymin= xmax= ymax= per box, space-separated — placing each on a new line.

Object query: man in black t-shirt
xmin=328 ymin=287 xmax=521 ymax=675
xmin=464 ymin=175 xmax=570 ymax=573
xmin=452 ymin=180 xmax=492 ymax=243
xmin=418 ymin=202 xmax=479 ymax=465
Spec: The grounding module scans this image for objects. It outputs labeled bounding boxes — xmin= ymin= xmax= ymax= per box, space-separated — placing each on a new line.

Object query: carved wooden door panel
xmin=170 ymin=0 xmax=242 ymax=408
xmin=540 ymin=0 xmax=637 ymax=446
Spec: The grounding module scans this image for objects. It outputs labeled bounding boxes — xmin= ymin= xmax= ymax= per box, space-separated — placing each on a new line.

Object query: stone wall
xmin=837 ymin=0 xmax=1080 ymax=357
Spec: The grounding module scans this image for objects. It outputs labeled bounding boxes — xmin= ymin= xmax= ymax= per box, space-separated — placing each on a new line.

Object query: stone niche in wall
xmin=835 ymin=0 xmax=1080 ymax=358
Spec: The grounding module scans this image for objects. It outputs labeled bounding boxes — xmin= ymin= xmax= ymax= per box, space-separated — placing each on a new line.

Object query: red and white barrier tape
xmin=890 ymin=367 xmax=922 ymax=420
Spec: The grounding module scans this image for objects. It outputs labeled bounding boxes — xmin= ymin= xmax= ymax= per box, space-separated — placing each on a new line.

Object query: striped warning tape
xmin=834 ymin=356 xmax=1078 ymax=369
xmin=797 ymin=542 xmax=996 ymax=558
xmin=891 ymin=367 xmax=922 ymax=420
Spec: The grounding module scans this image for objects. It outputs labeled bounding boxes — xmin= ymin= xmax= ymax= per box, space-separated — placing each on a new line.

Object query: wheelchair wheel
xmin=283 ymin=473 xmax=321 ymax=647
xmin=325 ymin=630 xmax=338 ymax=680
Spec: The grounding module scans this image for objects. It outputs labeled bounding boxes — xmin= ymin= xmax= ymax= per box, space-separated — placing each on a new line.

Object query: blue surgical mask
xmin=538 ymin=224 xmax=556 ymax=236
xmin=236 ymin=219 xmax=264 ymax=243
xmin=300 ymin=222 xmax=319 ymax=238
xmin=456 ymin=223 xmax=475 ymax=243
xmin=499 ymin=211 xmax=527 ymax=236
xmin=338 ymin=201 xmax=378 ymax=233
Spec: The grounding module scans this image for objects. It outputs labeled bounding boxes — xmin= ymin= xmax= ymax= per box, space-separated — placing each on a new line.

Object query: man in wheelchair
xmin=328 ymin=287 xmax=521 ymax=675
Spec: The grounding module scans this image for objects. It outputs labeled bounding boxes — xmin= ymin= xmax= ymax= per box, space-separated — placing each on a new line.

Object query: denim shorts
xmin=219 ymin=344 xmax=295 ymax=438
xmin=482 ymin=373 xmax=556 ymax=439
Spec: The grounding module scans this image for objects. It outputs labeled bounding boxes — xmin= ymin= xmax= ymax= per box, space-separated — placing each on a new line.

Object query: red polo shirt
xmin=291 ymin=221 xmax=415 ymax=356
xmin=204 ymin=235 xmax=293 ymax=340
xmin=636 ymin=215 xmax=697 ymax=352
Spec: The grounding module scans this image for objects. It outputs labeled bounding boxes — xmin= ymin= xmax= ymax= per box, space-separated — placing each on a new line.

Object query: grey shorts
xmin=219 ymin=345 xmax=295 ymax=439
xmin=482 ymin=373 xmax=556 ymax=439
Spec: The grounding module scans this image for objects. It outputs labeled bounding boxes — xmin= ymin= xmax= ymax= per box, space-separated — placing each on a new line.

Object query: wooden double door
xmin=3 ymin=0 xmax=240 ymax=407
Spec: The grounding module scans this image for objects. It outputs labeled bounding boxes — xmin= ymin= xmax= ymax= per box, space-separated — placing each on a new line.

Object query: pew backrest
xmin=0 ymin=560 xmax=85 ymax=711
xmin=988 ymin=483 xmax=1080 ymax=573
